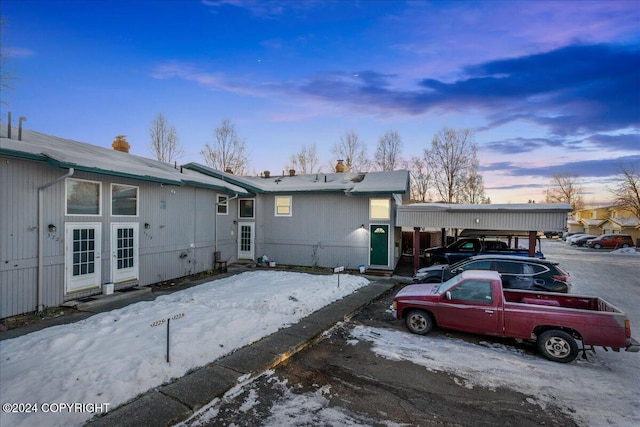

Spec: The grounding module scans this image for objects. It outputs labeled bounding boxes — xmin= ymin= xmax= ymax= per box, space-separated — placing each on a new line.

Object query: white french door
xmin=65 ymin=223 xmax=101 ymax=293
xmin=111 ymin=223 xmax=139 ymax=283
xmin=238 ymin=222 xmax=255 ymax=259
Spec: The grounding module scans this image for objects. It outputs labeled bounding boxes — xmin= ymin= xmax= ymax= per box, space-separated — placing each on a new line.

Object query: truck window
xmin=460 ymin=242 xmax=476 ymax=252
xmin=449 ymin=280 xmax=493 ymax=304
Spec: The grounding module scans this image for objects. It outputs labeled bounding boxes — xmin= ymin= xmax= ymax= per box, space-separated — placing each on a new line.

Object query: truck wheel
xmin=537 ymin=330 xmax=578 ymax=363
xmin=405 ymin=310 xmax=434 ymax=335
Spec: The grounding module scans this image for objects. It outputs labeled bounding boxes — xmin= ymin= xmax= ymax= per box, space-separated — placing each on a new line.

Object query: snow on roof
xmin=581 ymin=218 xmax=606 ymax=226
xmin=184 ymin=163 xmax=410 ymax=195
xmin=605 ymin=217 xmax=640 ymax=227
xmin=0 ymin=127 xmax=249 ymax=195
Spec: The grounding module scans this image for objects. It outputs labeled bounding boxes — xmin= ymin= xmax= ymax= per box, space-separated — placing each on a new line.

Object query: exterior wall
xmin=254 ymin=192 xmax=401 ymax=270
xmin=0 ymin=157 xmax=231 ymax=318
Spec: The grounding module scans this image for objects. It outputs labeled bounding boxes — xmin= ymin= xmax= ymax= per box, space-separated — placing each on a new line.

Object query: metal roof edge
xmin=50 ymin=159 xmax=185 ymax=186
xmin=183 ymin=163 xmax=263 ymax=194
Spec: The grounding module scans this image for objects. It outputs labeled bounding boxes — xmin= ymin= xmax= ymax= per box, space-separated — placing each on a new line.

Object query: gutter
xmin=38 ymin=168 xmax=74 ymax=312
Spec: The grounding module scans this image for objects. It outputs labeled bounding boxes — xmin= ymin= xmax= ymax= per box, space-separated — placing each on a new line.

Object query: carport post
xmin=528 ymin=231 xmax=536 ymax=257
xmin=413 ymin=227 xmax=421 ymax=274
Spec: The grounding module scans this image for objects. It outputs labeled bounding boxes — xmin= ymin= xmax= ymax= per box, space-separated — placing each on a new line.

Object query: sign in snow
xmin=334 ymin=266 xmax=345 ymax=273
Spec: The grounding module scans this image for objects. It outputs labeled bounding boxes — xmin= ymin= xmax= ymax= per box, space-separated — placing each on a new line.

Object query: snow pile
xmin=0 ymin=271 xmax=368 ymax=427
xmin=610 ymin=247 xmax=640 ymax=256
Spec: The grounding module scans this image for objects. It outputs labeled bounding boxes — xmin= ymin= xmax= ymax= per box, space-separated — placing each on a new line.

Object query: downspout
xmin=38 ymin=168 xmax=74 ymax=312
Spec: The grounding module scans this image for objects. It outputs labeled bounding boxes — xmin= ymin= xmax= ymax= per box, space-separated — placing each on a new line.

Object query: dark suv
xmin=412 ymin=254 xmax=571 ymax=293
xmin=585 ymin=234 xmax=634 ymax=249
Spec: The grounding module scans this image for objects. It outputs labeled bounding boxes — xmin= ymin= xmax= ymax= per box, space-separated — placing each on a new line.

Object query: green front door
xmin=370 ymin=225 xmax=389 ymax=266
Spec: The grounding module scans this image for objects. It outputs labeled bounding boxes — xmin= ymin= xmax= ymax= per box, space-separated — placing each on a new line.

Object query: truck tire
xmin=405 ymin=310 xmax=434 ymax=335
xmin=537 ymin=330 xmax=579 ymax=363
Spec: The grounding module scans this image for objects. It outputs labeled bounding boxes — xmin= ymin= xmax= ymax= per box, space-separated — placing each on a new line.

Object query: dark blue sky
xmin=2 ymin=0 xmax=639 ymax=203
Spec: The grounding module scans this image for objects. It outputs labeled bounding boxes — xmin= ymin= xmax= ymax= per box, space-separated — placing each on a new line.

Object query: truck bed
xmin=503 ymin=289 xmax=622 ymax=313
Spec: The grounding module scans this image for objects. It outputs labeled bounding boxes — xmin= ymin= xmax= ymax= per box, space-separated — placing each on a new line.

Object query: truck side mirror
xmin=445 ymin=291 xmax=452 ymax=300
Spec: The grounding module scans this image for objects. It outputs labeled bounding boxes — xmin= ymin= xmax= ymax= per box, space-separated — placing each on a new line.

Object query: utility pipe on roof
xmin=38 ymin=168 xmax=74 ymax=312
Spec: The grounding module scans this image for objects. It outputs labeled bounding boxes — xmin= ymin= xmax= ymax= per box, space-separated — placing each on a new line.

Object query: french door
xmin=65 ymin=223 xmax=101 ymax=293
xmin=111 ymin=223 xmax=139 ymax=283
xmin=238 ymin=222 xmax=255 ymax=259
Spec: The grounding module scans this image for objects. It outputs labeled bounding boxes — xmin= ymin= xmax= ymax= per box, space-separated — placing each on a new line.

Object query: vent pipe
xmin=7 ymin=112 xmax=11 ymax=139
xmin=18 ymin=116 xmax=27 ymax=141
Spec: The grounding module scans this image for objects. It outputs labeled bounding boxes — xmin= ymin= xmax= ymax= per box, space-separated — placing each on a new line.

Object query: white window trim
xmin=217 ymin=194 xmax=229 ymax=215
xmin=238 ymin=198 xmax=255 ymax=219
xmin=369 ymin=198 xmax=390 ymax=220
xmin=65 ymin=178 xmax=102 ymax=217
xmin=275 ymin=195 xmax=292 ymax=217
xmin=110 ymin=183 xmax=139 ymax=217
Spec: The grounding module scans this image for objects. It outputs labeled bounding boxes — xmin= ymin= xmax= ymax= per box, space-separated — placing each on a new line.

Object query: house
xmin=184 ymin=164 xmax=411 ymax=272
xmin=1 ymin=127 xmax=249 ymax=318
xmin=1 ymin=127 xmax=410 ymax=318
xmin=571 ymin=205 xmax=640 ymax=243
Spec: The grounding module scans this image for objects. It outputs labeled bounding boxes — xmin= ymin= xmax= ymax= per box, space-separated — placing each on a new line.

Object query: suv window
xmin=525 ymin=263 xmax=548 ymax=275
xmin=495 ymin=261 xmax=522 ymax=275
xmin=459 ymin=260 xmax=493 ymax=271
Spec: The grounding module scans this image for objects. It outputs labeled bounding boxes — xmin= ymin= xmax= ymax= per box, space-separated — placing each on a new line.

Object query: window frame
xmin=217 ymin=194 xmax=229 ymax=215
xmin=369 ymin=198 xmax=390 ymax=220
xmin=238 ymin=198 xmax=255 ymax=219
xmin=274 ymin=195 xmax=292 ymax=217
xmin=110 ymin=183 xmax=139 ymax=217
xmin=65 ymin=178 xmax=102 ymax=216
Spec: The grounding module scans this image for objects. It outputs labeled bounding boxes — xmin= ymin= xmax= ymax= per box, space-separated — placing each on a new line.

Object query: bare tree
xmin=374 ymin=130 xmax=402 ymax=171
xmin=201 ymin=119 xmax=250 ymax=175
xmin=459 ymin=166 xmax=487 ymax=203
xmin=1 ymin=18 xmax=14 ymax=109
xmin=609 ymin=164 xmax=640 ymax=220
xmin=331 ymin=130 xmax=370 ymax=172
xmin=544 ymin=173 xmax=584 ymax=211
xmin=148 ymin=113 xmax=183 ymax=163
xmin=287 ymin=144 xmax=320 ymax=174
xmin=405 ymin=156 xmax=433 ymax=202
xmin=425 ymin=127 xmax=478 ymax=203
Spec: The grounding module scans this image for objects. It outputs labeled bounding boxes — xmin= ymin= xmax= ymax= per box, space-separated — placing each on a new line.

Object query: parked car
xmin=562 ymin=232 xmax=584 ymax=241
xmin=585 ymin=234 xmax=635 ymax=249
xmin=422 ymin=237 xmax=543 ymax=266
xmin=565 ymin=233 xmax=589 ymax=245
xmin=570 ymin=234 xmax=597 ymax=247
xmin=413 ymin=254 xmax=571 ymax=293
xmin=392 ymin=270 xmax=639 ymax=363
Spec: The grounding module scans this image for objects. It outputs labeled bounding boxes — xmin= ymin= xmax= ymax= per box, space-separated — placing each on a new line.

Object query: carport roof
xmin=396 ymin=203 xmax=572 ymax=231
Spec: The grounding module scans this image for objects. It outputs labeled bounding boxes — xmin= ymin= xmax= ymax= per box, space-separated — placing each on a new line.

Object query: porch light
xmin=48 ymin=224 xmax=56 ymax=233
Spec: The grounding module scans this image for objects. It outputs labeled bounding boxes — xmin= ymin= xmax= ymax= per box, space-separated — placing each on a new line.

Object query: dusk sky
xmin=1 ymin=0 xmax=639 ymax=204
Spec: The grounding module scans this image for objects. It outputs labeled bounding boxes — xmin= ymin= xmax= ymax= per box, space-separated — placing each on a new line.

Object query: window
xmin=275 ymin=196 xmax=292 ymax=216
xmin=239 ymin=199 xmax=255 ymax=218
xmin=111 ymin=184 xmax=138 ymax=216
xmin=495 ymin=261 xmax=523 ymax=275
xmin=217 ymin=195 xmax=228 ymax=215
xmin=370 ymin=198 xmax=390 ymax=220
xmin=460 ymin=260 xmax=492 ymax=272
xmin=66 ymin=178 xmax=101 ymax=215
xmin=449 ymin=280 xmax=493 ymax=303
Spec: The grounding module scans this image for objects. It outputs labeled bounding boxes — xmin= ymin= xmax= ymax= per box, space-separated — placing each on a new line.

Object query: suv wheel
xmin=593 ymin=243 xmax=602 ymax=249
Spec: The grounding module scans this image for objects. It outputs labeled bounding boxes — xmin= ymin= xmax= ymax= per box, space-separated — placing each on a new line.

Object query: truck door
xmin=437 ymin=279 xmax=501 ymax=335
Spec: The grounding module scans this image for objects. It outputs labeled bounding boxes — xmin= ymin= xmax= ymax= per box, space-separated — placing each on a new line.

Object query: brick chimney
xmin=335 ymin=159 xmax=346 ymax=173
xmin=112 ymin=135 xmax=130 ymax=153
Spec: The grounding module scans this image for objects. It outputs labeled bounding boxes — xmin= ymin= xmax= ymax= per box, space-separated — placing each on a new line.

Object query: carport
xmin=395 ymin=203 xmax=572 ymax=273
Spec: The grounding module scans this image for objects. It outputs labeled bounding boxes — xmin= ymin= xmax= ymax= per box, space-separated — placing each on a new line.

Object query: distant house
xmin=1 ymin=128 xmax=249 ymax=318
xmin=1 ymin=127 xmax=410 ymax=318
xmin=184 ymin=164 xmax=411 ymax=271
xmin=570 ymin=205 xmax=640 ymax=243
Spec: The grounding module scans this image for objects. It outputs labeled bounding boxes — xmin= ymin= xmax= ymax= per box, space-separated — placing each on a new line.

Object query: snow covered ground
xmin=0 ymin=271 xmax=369 ymax=427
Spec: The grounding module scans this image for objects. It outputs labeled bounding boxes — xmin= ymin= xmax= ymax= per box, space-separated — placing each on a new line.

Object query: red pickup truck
xmin=392 ymin=270 xmax=639 ymax=363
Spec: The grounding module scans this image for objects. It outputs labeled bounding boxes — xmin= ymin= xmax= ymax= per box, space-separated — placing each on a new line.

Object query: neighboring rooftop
xmin=184 ymin=163 xmax=410 ymax=195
